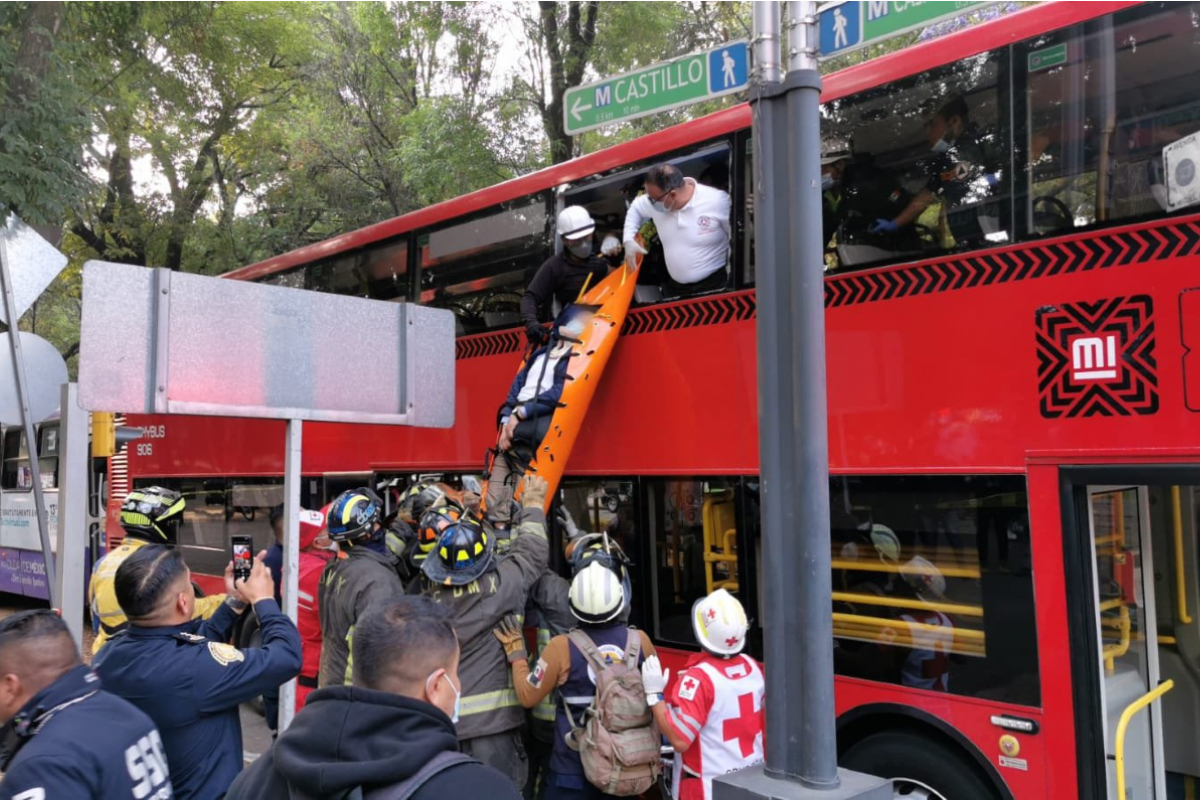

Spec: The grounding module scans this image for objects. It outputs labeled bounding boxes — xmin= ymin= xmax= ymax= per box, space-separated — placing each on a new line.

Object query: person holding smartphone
xmin=94 ymin=544 xmax=301 ymax=800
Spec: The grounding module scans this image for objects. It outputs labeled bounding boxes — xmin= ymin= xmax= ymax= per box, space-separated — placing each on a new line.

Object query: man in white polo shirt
xmin=623 ymin=162 xmax=731 ymax=297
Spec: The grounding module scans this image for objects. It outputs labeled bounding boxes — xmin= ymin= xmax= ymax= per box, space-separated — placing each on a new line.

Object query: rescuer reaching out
xmin=420 ymin=474 xmax=551 ymax=789
xmin=641 ymin=588 xmax=765 ymax=800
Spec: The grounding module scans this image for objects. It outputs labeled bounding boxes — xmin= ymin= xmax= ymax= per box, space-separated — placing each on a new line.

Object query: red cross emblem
xmin=725 ymin=635 xmax=740 ymax=648
xmin=682 ymin=677 xmax=698 ymax=693
xmin=722 ymin=692 xmax=761 ymax=758
xmin=706 ymin=608 xmax=717 ymax=621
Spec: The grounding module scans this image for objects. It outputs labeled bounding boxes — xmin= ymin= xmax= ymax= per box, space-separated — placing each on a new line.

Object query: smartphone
xmin=231 ymin=536 xmax=254 ymax=582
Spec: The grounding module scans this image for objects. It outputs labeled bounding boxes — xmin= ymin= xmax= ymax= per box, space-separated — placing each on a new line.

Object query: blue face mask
xmin=821 ymin=173 xmax=835 ymax=190
xmin=931 ymin=137 xmax=952 ymax=154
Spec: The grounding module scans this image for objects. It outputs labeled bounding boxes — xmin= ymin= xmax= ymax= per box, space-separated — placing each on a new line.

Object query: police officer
xmin=318 ymin=488 xmax=405 ymax=686
xmin=0 ymin=610 xmax=172 ymax=800
xmin=89 ymin=486 xmax=225 ymax=653
xmin=421 ymin=474 xmax=551 ymax=788
xmin=94 ymin=544 xmax=302 ymax=800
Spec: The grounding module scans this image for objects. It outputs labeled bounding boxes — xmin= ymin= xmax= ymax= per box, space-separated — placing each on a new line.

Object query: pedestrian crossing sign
xmin=820 ymin=1 xmax=861 ymax=57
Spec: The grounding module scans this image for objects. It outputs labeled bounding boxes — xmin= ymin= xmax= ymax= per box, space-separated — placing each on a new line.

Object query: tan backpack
xmin=563 ymin=629 xmax=662 ymax=796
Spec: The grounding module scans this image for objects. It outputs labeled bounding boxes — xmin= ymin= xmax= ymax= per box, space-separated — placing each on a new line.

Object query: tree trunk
xmin=7 ymin=2 xmax=65 ymax=107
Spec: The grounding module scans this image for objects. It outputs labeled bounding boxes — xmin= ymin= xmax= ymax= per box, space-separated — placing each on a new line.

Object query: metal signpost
xmin=78 ymin=261 xmax=455 ymax=730
xmin=54 ymin=383 xmax=88 ymax=646
xmin=563 ymin=40 xmax=749 ymax=136
xmin=714 ymin=3 xmax=888 ymax=798
xmin=0 ymin=217 xmax=69 ymax=609
xmin=817 ymin=0 xmax=988 ymax=58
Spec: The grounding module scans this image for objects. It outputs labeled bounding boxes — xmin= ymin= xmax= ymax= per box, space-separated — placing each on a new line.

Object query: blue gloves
xmin=869 ymin=218 xmax=899 ymax=235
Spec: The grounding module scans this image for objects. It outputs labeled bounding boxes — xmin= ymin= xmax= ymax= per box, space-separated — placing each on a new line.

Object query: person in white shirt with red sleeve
xmin=641 ymin=588 xmax=765 ymax=800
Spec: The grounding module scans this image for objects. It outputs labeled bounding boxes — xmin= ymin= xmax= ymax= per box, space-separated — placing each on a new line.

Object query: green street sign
xmin=563 ymin=41 xmax=748 ymax=136
xmin=819 ymin=1 xmax=990 ymax=59
xmin=1028 ymin=42 xmax=1068 ymax=72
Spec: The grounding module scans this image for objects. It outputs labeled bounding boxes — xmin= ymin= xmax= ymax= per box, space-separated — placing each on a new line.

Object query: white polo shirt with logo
xmin=623 ymin=178 xmax=731 ymax=285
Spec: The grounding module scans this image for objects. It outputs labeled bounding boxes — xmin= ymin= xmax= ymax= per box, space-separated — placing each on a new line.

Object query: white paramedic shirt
xmin=623 ymin=178 xmax=731 ymax=285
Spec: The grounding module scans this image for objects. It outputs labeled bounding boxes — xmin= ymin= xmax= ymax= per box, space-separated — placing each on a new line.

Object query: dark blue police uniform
xmin=0 ymin=663 xmax=172 ymax=800
xmin=95 ymin=598 xmax=302 ymax=800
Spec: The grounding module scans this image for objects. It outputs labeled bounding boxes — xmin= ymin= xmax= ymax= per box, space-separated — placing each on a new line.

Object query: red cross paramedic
xmin=641 ymin=588 xmax=765 ymax=800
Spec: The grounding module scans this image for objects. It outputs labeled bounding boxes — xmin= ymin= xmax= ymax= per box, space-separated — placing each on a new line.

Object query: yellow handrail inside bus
xmin=831 ymin=591 xmax=983 ymax=618
xmin=1172 ymin=487 xmax=1192 ymax=625
xmin=1103 ymin=605 xmax=1131 ymax=673
xmin=1115 ymin=679 xmax=1174 ymax=800
xmin=831 ymin=559 xmax=980 ymax=579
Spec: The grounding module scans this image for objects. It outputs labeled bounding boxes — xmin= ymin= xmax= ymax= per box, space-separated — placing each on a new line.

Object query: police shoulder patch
xmin=175 ymin=632 xmax=206 ymax=644
xmin=207 ymin=642 xmax=245 ymax=666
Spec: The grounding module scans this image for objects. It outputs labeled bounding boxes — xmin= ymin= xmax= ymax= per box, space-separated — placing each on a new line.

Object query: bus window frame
xmin=413 ymin=192 xmax=555 ymax=330
xmin=1 ymin=428 xmax=31 ymax=493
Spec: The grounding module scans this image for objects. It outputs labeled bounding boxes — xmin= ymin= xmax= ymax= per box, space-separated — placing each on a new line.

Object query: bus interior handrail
xmin=1114 ymin=679 xmax=1174 ymax=800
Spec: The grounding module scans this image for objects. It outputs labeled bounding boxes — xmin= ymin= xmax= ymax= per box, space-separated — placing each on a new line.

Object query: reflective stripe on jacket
xmin=89 ymin=537 xmax=225 ymax=654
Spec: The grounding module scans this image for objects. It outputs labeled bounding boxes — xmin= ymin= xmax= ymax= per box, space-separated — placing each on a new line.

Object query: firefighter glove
xmin=492 ymin=614 xmax=527 ymax=664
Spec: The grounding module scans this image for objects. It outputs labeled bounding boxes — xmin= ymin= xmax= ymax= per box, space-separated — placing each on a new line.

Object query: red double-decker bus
xmin=106 ymin=2 xmax=1200 ymax=796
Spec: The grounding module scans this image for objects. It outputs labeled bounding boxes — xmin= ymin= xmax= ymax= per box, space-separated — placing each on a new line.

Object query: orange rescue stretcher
xmin=482 ymin=252 xmax=641 ymax=513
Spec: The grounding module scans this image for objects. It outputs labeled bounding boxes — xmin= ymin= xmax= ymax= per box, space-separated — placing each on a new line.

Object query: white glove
xmin=641 ymin=655 xmax=670 ymax=705
xmin=623 ymin=239 xmax=647 ymax=270
xmin=600 ymin=235 xmax=623 ymax=257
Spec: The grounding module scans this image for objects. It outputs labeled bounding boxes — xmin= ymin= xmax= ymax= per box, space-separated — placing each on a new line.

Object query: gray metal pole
xmin=782 ymin=0 xmax=839 ymax=788
xmin=0 ymin=237 xmax=58 ymax=607
xmin=751 ymin=0 xmax=807 ymax=782
xmin=54 ymin=383 xmax=87 ymax=647
xmin=278 ymin=418 xmax=303 ymax=732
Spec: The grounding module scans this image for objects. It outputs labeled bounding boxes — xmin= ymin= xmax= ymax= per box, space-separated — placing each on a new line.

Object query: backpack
xmin=563 ymin=628 xmax=662 ymax=796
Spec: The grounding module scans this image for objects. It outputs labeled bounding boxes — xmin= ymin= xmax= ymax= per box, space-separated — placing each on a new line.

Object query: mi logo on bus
xmin=1069 ymin=335 xmax=1119 ymax=381
xmin=1036 ymin=295 xmax=1158 ymax=418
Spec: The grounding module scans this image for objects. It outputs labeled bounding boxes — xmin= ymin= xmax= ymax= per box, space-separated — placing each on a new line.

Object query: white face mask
xmin=821 ymin=173 xmax=835 ymax=190
xmin=427 ymin=671 xmax=461 ymax=724
xmin=931 ymin=137 xmax=952 ymax=154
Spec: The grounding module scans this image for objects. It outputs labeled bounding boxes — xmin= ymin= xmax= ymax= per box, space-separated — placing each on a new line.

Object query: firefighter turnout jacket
xmin=423 ymin=506 xmax=549 ymax=741
xmin=317 ymin=543 xmax=404 ymax=687
xmin=89 ymin=536 xmax=226 ymax=653
xmin=0 ymin=664 xmax=172 ymax=800
xmin=94 ymin=598 xmax=302 ymax=800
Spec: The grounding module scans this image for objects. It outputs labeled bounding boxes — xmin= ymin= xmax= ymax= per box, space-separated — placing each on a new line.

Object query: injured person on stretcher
xmin=485 ymin=304 xmax=596 ymax=528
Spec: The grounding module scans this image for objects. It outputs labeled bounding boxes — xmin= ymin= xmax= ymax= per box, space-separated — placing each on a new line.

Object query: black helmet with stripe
xmin=120 ymin=487 xmax=185 ymax=544
xmin=421 ymin=517 xmax=494 ymax=587
xmin=328 ymin=488 xmax=383 ymax=543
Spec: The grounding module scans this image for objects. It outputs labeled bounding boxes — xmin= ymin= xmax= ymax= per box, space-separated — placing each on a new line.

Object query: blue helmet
xmin=327 ymin=488 xmax=382 ymax=542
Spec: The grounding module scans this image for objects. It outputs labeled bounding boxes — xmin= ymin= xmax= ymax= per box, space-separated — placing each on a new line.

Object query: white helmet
xmin=569 ymin=562 xmax=625 ymax=624
xmin=692 ymin=588 xmax=748 ymax=656
xmin=557 ymin=205 xmax=595 ymax=241
xmin=900 ymin=556 xmax=946 ymax=600
xmin=866 ymin=523 xmax=900 ymax=566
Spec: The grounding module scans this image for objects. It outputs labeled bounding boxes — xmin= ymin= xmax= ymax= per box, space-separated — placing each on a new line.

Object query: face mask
xmin=428 ymin=670 xmax=461 ymax=724
xmin=566 ymin=241 xmax=592 ymax=259
xmin=821 ymin=173 xmax=835 ymax=190
xmin=931 ymin=137 xmax=951 ymax=154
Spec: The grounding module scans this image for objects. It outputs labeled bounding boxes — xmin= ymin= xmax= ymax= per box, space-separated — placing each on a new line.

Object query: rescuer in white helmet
xmin=641 ymin=588 xmax=766 ymax=800
xmin=520 ymin=205 xmax=611 ymax=346
xmin=493 ymin=561 xmax=659 ymax=798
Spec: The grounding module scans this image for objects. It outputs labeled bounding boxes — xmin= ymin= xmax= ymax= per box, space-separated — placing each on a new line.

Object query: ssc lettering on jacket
xmin=125 ymin=730 xmax=172 ymax=799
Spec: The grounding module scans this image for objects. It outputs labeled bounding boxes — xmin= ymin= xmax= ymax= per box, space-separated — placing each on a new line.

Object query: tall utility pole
xmin=714 ymin=3 xmax=889 ymax=799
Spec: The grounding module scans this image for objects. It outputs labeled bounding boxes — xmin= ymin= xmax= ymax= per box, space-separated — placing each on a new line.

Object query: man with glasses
xmin=0 ymin=610 xmax=172 ymax=800
xmin=623 ymin=162 xmax=731 ymax=298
